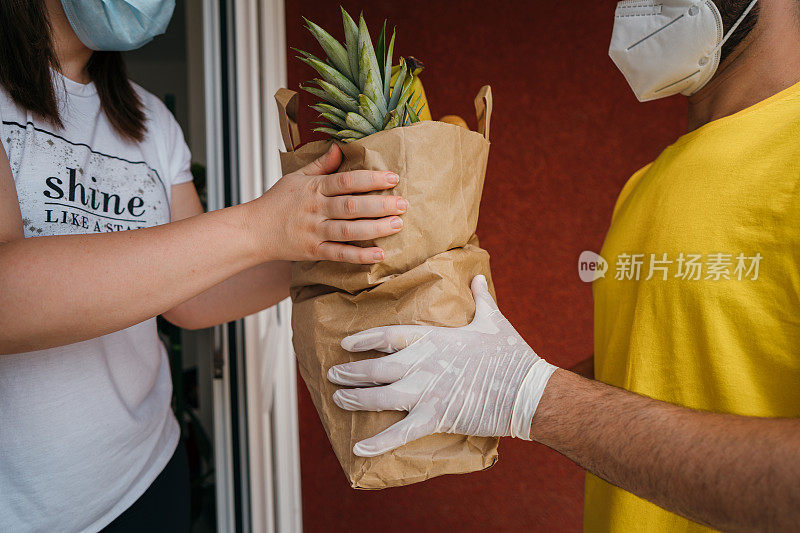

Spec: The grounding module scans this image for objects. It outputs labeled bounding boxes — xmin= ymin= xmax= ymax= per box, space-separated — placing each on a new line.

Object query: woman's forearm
xmin=0 ymin=145 xmax=407 ymax=354
xmin=0 ymin=204 xmax=260 ymax=354
xmin=162 ymin=260 xmax=292 ymax=330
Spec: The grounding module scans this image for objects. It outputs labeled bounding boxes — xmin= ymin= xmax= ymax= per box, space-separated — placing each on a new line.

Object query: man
xmin=325 ymin=0 xmax=800 ymax=530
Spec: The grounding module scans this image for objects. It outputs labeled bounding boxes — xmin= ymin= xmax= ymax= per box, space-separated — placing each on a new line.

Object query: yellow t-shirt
xmin=585 ymin=80 xmax=800 ymax=532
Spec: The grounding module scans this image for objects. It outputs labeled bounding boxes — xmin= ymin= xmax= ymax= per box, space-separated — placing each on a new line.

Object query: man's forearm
xmin=163 ymin=260 xmax=291 ymax=330
xmin=532 ymin=369 xmax=800 ymax=531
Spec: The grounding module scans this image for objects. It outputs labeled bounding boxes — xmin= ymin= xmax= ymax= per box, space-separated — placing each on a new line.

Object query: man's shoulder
xmin=611 ymin=163 xmax=654 ymax=223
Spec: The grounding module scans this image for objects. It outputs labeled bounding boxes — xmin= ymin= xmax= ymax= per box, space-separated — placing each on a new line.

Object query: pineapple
xmin=296 ymin=7 xmax=426 ymax=143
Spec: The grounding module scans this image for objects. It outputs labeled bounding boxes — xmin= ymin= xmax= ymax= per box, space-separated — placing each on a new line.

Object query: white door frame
xmin=204 ymin=0 xmax=303 ymax=531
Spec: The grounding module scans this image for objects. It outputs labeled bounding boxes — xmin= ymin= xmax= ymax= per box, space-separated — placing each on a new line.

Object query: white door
xmin=203 ymin=1 xmax=302 ymax=531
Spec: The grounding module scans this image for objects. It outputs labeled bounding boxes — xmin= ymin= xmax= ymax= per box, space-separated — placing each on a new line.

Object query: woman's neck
xmin=45 ymin=0 xmax=93 ymax=84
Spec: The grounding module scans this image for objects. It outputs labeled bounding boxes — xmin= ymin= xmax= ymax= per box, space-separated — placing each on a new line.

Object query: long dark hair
xmin=0 ymin=0 xmax=146 ymax=142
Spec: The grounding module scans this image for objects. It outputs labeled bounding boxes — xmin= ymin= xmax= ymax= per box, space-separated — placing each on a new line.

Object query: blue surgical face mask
xmin=60 ymin=0 xmax=176 ymax=51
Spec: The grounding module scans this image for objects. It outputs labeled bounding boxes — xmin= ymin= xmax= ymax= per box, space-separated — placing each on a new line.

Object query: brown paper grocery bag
xmin=276 ymin=86 xmax=499 ymax=489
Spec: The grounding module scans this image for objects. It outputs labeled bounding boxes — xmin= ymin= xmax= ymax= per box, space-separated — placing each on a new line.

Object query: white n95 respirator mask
xmin=609 ymin=0 xmax=758 ymax=102
xmin=60 ymin=0 xmax=176 ymax=52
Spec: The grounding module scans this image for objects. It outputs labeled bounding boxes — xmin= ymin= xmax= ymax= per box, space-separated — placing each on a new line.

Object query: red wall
xmin=285 ymin=1 xmax=686 ymax=530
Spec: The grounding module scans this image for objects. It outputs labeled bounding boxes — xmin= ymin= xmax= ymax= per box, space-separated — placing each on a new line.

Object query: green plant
xmin=296 ymin=7 xmax=426 ymax=142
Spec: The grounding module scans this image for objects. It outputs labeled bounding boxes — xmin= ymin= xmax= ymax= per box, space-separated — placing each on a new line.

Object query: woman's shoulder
xmin=0 ymin=83 xmax=22 ymax=122
xmin=129 ymin=81 xmax=185 ymax=144
xmin=131 ymin=83 xmax=172 ymax=128
xmin=128 ymin=80 xmax=191 ymax=185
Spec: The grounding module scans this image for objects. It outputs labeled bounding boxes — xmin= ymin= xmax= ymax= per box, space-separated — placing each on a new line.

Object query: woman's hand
xmin=327 ymin=275 xmax=559 ymax=457
xmin=248 ymin=143 xmax=407 ymax=264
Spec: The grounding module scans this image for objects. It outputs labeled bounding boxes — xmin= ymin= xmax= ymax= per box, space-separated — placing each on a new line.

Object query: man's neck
xmin=45 ymin=0 xmax=93 ymax=84
xmin=687 ymin=1 xmax=800 ymax=132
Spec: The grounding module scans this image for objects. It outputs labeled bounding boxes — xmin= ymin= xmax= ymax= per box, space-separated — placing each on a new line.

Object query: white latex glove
xmin=327 ymin=275 xmax=559 ymax=457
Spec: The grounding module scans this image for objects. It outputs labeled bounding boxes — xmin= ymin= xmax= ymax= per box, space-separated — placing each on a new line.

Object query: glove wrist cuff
xmin=510 ymin=359 xmax=558 ymax=440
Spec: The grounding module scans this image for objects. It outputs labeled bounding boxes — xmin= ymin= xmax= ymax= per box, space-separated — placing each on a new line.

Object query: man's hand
xmin=250 ymin=143 xmax=407 ymax=264
xmin=327 ymin=275 xmax=800 ymax=531
xmin=327 ymin=275 xmax=558 ymax=457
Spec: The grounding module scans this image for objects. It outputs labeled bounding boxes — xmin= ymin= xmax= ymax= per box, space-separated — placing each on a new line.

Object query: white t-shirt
xmin=0 ymin=72 xmax=192 ymax=532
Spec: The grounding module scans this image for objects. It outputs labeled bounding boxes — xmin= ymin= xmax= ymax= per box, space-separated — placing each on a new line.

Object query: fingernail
xmin=397 ymin=198 xmax=408 ymax=212
xmin=372 ymin=250 xmax=385 ymax=262
xmin=386 ymin=173 xmax=399 ymax=185
xmin=390 ymin=217 xmax=403 ymax=229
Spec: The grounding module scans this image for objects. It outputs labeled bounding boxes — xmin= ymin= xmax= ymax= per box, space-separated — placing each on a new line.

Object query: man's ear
xmin=717 ymin=0 xmax=761 ymax=63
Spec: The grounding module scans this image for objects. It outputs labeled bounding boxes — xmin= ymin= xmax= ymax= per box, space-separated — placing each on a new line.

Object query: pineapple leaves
xmin=318 ymin=111 xmax=348 ymax=129
xmin=345 ymin=112 xmax=378 ymax=135
xmin=341 ymin=7 xmax=360 ymax=85
xmin=309 ymin=78 xmax=358 ymax=113
xmin=292 ymin=47 xmax=325 ymax=64
xmin=405 ymin=102 xmax=420 ymax=124
xmin=300 ymin=85 xmax=331 ymax=104
xmin=311 ymin=103 xmax=347 ymax=119
xmin=392 ymin=73 xmax=415 ymax=115
xmin=383 ymin=29 xmax=395 ymax=104
xmin=382 ymin=109 xmax=400 ymax=130
xmin=297 ymin=55 xmax=359 ymax=98
xmin=334 ymin=129 xmax=366 ymax=140
xmin=300 ymin=8 xmax=425 ymax=143
xmin=358 ymin=94 xmax=384 ymax=131
xmin=388 ymin=58 xmax=407 ymax=111
xmin=357 ymin=14 xmax=387 ymax=114
xmin=313 ymin=126 xmax=340 ymax=137
xmin=375 ymin=21 xmax=386 ymax=83
xmin=303 ymin=18 xmax=352 ymax=81
xmin=360 ymin=59 xmax=387 ymax=116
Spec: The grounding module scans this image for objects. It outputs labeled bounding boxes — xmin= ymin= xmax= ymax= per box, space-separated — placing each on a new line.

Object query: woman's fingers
xmin=315 ymin=242 xmax=385 ymax=264
xmin=298 ymin=143 xmax=342 ymax=176
xmin=306 ymin=214 xmax=402 ymax=263
xmin=325 ymin=194 xmax=408 ymax=220
xmin=322 ymin=216 xmax=403 ymax=242
xmin=317 ymin=169 xmax=399 ymax=196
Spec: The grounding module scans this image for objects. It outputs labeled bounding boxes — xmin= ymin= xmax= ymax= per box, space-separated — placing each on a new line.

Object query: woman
xmin=0 ymin=1 xmax=407 ymax=531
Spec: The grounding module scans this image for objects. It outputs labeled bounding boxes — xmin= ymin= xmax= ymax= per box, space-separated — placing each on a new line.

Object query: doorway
xmin=125 ymin=1 xmax=215 ymax=531
xmin=125 ymin=1 xmax=301 ymax=531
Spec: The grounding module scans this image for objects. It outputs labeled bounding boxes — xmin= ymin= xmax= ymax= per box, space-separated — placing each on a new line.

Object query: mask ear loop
xmin=701 ymin=0 xmax=759 ymax=64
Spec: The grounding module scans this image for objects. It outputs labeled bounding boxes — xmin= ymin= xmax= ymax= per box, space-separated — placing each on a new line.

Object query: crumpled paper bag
xmin=276 ymin=86 xmax=498 ymax=489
